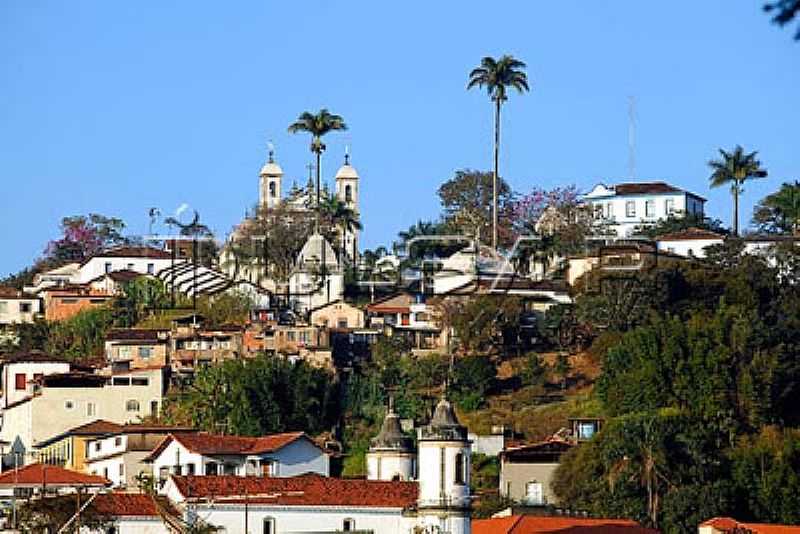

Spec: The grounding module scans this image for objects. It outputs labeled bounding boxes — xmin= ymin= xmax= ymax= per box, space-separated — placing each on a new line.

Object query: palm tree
xmin=708 ymin=145 xmax=768 ymax=236
xmin=467 ymin=55 xmax=530 ymax=250
xmin=288 ymin=109 xmax=348 ymax=231
xmin=321 ymin=196 xmax=362 ymax=266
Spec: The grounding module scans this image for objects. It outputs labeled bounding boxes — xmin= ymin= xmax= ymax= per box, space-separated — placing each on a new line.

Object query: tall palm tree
xmin=708 ymin=145 xmax=768 ymax=236
xmin=288 ymin=109 xmax=348 ymax=232
xmin=467 ymin=55 xmax=530 ymax=250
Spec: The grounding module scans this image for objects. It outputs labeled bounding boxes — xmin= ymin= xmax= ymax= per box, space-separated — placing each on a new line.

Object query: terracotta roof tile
xmin=0 ymin=464 xmax=109 ymax=487
xmin=146 ymin=431 xmax=312 ymax=460
xmin=473 ymin=515 xmax=657 ymax=534
xmin=700 ymin=517 xmax=800 ymax=533
xmin=172 ymin=474 xmax=418 ymax=508
xmin=91 ymin=493 xmax=176 ymax=517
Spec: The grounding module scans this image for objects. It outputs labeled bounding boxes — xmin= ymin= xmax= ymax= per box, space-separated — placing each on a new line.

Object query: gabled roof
xmin=366 ymin=292 xmax=414 ymax=313
xmin=91 ymin=493 xmax=176 ymax=518
xmin=0 ymin=463 xmax=109 ymax=488
xmin=699 ymin=517 xmax=800 ymax=533
xmin=586 ymin=181 xmax=706 ymax=201
xmin=473 ymin=515 xmax=657 ymax=534
xmin=656 ymin=227 xmax=725 ymax=241
xmin=171 ymin=473 xmax=418 ymax=508
xmin=146 ymin=431 xmax=312 ymax=461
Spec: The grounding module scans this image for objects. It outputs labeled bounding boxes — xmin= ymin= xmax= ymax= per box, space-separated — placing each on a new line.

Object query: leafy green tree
xmin=752 ymin=180 xmax=800 ymax=234
xmin=195 ymin=290 xmax=255 ymax=326
xmin=167 ymin=355 xmax=338 ymax=436
xmin=113 ymin=277 xmax=170 ymax=327
xmin=451 ymin=354 xmax=496 ymax=411
xmin=288 ymin=109 xmax=347 ymax=231
xmin=708 ymin=145 xmax=768 ymax=236
xmin=46 ymin=306 xmax=116 ymax=358
xmin=447 ymin=295 xmax=522 ymax=355
xmin=467 ymin=55 xmax=530 ymax=250
xmin=320 ymin=196 xmax=362 ymax=265
xmin=438 ymin=170 xmax=514 ymax=248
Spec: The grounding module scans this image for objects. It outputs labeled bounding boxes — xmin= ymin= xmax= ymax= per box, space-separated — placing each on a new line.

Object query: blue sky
xmin=1 ymin=1 xmax=798 ymax=275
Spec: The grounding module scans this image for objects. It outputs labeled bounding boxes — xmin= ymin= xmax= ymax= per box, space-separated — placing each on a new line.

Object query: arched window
xmin=345 ymin=184 xmax=352 ymax=203
xmin=343 ymin=518 xmax=355 ymax=531
xmin=454 ymin=452 xmax=465 ymax=485
xmin=269 ymin=181 xmax=276 ymax=198
xmin=262 ymin=517 xmax=275 ymax=534
xmin=125 ymin=400 xmax=139 ymax=412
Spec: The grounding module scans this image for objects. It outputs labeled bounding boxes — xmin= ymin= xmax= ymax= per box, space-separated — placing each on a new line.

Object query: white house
xmin=85 ymin=424 xmax=197 ymax=490
xmin=23 ymin=262 xmax=80 ymax=294
xmin=148 ymin=431 xmax=329 ymax=487
xmin=655 ymin=228 xmax=725 ymax=258
xmin=0 ymin=367 xmax=166 ymax=467
xmin=0 ymin=289 xmax=41 ymax=326
xmin=583 ymin=182 xmax=706 ymax=238
xmin=75 ymin=246 xmax=177 ymax=284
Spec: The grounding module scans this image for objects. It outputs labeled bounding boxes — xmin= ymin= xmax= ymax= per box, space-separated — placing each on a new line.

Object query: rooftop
xmin=105 ymin=328 xmax=168 ymax=342
xmin=0 ymin=463 xmax=109 ymax=488
xmin=700 ymin=517 xmax=800 ymax=533
xmin=473 ymin=515 xmax=657 ymax=534
xmin=656 ymin=227 xmax=726 ymax=241
xmin=87 ymin=246 xmax=172 ymax=261
xmin=147 ymin=431 xmax=312 ymax=460
xmin=91 ymin=492 xmax=176 ymax=518
xmin=171 ymin=473 xmax=418 ymax=508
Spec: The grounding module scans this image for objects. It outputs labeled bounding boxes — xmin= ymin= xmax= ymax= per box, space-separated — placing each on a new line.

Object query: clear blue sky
xmin=1 ymin=1 xmax=798 ymax=275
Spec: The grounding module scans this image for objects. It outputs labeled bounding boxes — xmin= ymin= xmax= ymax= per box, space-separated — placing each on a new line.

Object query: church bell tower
xmin=259 ymin=146 xmax=283 ymax=210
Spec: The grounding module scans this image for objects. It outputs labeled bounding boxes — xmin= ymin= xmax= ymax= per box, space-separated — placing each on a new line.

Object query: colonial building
xmin=366 ymin=399 xmax=416 ymax=482
xmin=583 ymin=181 xmax=706 ymax=237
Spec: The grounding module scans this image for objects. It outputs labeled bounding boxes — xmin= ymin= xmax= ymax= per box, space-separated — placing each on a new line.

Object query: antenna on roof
xmin=628 ymin=96 xmax=636 ymax=181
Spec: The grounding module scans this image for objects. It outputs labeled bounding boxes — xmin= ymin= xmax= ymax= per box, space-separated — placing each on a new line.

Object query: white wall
xmin=81 ymin=518 xmax=168 ymax=534
xmin=656 ymin=238 xmax=723 ymax=258
xmin=0 ymin=298 xmax=41 ymax=325
xmin=585 ymin=192 xmax=705 ymax=238
xmin=1 ymin=361 xmax=71 ymax=407
xmin=186 ymin=504 xmax=415 ymax=534
xmin=366 ymin=451 xmax=415 ymax=481
xmin=417 ymin=441 xmax=470 ymax=508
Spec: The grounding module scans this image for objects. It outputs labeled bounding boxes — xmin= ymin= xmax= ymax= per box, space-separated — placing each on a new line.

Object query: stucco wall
xmin=499 ymin=460 xmax=560 ymax=505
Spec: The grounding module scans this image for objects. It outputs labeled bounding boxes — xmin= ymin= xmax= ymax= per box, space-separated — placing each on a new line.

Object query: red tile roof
xmin=63 ymin=419 xmax=124 ymax=436
xmin=614 ymin=182 xmax=682 ymax=195
xmin=172 ymin=474 xmax=418 ymax=508
xmin=656 ymin=227 xmax=725 ymax=241
xmin=473 ymin=515 xmax=657 ymax=534
xmin=0 ymin=464 xmax=109 ymax=487
xmin=700 ymin=517 xmax=800 ymax=533
xmin=91 ymin=493 xmax=164 ymax=517
xmin=146 ymin=431 xmax=312 ymax=460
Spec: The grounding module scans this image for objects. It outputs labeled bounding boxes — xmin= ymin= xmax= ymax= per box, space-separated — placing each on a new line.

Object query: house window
xmin=187 ymin=463 xmax=195 ymax=475
xmin=223 ymin=464 xmax=236 ymax=475
xmin=401 ymin=313 xmax=410 ymax=326
xmin=113 ymin=377 xmax=131 ymax=386
xmin=645 ymin=200 xmax=655 ymax=218
xmin=261 ymin=460 xmax=276 ymax=477
xmin=87 ymin=402 xmax=97 ymax=416
xmin=14 ymin=373 xmax=26 ymax=391
xmin=19 ymin=302 xmax=31 ymax=313
xmin=343 ymin=518 xmax=355 ymax=531
xmin=103 ymin=467 xmax=109 ymax=479
xmin=65 ymin=400 xmax=74 ymax=410
xmin=147 ymin=263 xmax=155 ymax=275
xmin=104 ymin=262 xmax=112 ymax=273
xmin=625 ymin=201 xmax=636 ymax=218
xmin=263 ymin=517 xmax=275 ymax=534
xmin=606 ymin=202 xmax=614 ymax=219
xmin=127 ymin=263 xmax=134 ymax=270
xmin=525 ymin=481 xmax=544 ymax=505
xmin=114 ymin=437 xmax=122 ymax=447
xmin=131 ymin=377 xmax=149 ymax=386
xmin=345 ymin=184 xmax=353 ymax=203
xmin=454 ymin=452 xmax=466 ymax=485
xmin=337 ymin=318 xmax=348 ymax=329
xmin=205 ymin=463 xmax=218 ymax=475
xmin=151 ymin=400 xmax=159 ymax=417
xmin=125 ymin=400 xmax=140 ymax=412
xmin=665 ymin=198 xmax=675 ymax=215
xmin=95 ymin=442 xmax=102 ymax=452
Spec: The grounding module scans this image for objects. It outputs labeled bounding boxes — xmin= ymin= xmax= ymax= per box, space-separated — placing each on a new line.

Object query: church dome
xmin=419 ymin=396 xmax=468 ymax=441
xmin=297 ymin=233 xmax=338 ymax=268
xmin=260 ymin=161 xmax=283 ymax=176
xmin=370 ymin=407 xmax=414 ymax=452
xmin=335 ymin=164 xmax=359 ymax=180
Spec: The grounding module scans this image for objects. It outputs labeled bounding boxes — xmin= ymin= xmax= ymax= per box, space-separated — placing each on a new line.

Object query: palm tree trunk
xmin=733 ymin=182 xmax=740 ymax=236
xmin=315 ymin=147 xmax=322 ymax=234
xmin=493 ymin=97 xmax=501 ymax=250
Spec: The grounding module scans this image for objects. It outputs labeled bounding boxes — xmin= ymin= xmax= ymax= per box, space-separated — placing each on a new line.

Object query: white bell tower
xmin=416 ymin=394 xmax=471 ymax=534
xmin=335 ymin=150 xmax=360 ymax=263
xmin=259 ymin=145 xmax=283 ymax=210
xmin=366 ymin=397 xmax=416 ymax=481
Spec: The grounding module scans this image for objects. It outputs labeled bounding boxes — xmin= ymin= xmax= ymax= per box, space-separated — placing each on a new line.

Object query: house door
xmin=525 ymin=481 xmax=543 ymax=505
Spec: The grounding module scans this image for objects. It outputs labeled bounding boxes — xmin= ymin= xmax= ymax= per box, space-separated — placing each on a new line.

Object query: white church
xmin=220 ymin=148 xmax=362 ymax=313
xmin=159 ymin=395 xmax=473 ymax=534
